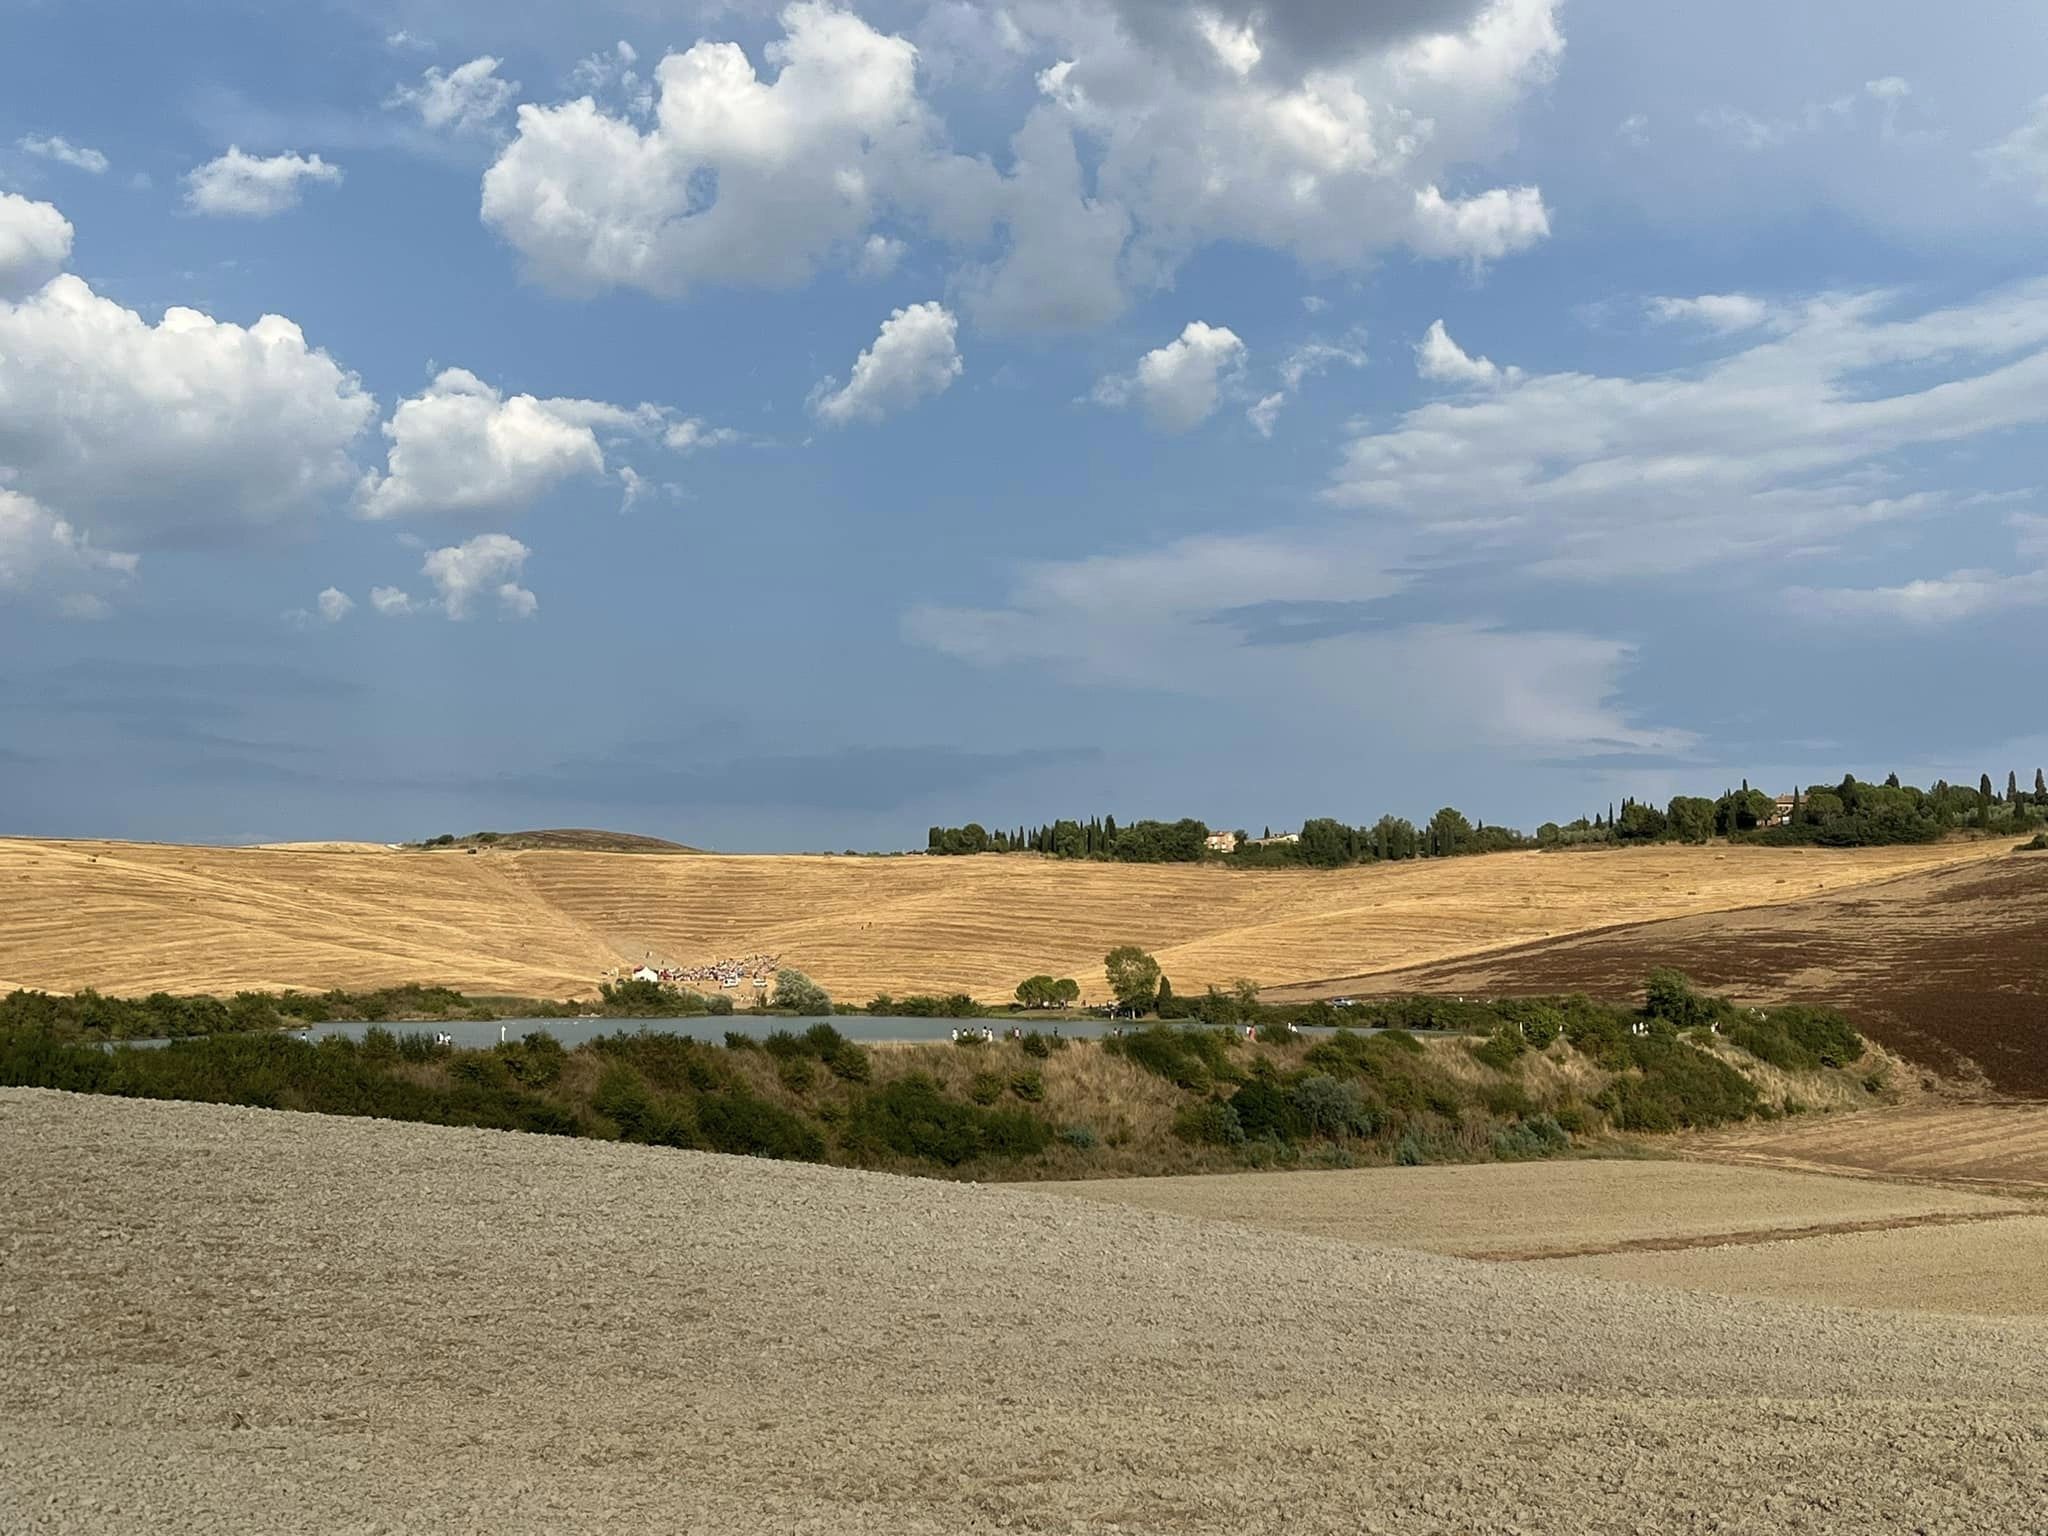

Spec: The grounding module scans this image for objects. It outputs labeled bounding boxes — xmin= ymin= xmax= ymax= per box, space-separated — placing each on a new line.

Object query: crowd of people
xmin=629 ymin=954 xmax=782 ymax=990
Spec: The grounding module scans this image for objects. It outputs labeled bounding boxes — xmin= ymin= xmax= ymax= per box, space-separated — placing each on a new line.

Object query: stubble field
xmin=6 ymin=1087 xmax=2047 ymax=1535
xmin=0 ymin=835 xmax=2003 ymax=1002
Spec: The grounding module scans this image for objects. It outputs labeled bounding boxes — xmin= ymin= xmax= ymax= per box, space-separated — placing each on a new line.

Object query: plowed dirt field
xmin=5 ymin=1088 xmax=2047 ymax=1534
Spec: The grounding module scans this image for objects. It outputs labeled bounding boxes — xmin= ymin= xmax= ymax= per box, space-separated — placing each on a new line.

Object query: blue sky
xmin=3 ymin=0 xmax=2047 ymax=849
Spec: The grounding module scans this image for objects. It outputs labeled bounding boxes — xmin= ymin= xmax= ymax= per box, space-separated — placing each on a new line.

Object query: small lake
xmin=101 ymin=1015 xmax=1379 ymax=1051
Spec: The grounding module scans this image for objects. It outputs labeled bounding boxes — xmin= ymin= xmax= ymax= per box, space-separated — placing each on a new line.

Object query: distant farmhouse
xmin=1204 ymin=830 xmax=1241 ymax=853
xmin=1247 ymin=831 xmax=1300 ymax=848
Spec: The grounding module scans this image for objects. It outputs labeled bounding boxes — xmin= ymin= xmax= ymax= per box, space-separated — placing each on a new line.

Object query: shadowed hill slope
xmin=1269 ymin=853 xmax=2048 ymax=1095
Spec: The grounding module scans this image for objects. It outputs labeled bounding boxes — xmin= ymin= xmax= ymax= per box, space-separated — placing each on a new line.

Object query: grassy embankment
xmin=0 ymin=974 xmax=1890 ymax=1180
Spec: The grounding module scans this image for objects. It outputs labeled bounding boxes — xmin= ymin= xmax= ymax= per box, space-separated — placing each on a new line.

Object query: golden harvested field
xmin=0 ymin=835 xmax=2004 ymax=1001
xmin=1063 ymin=1106 xmax=2048 ymax=1319
xmin=7 ymin=1088 xmax=2048 ymax=1533
xmin=1540 ymin=1215 xmax=2048 ymax=1317
xmin=1049 ymin=1159 xmax=2030 ymax=1260
xmin=1685 ymin=1102 xmax=2048 ymax=1192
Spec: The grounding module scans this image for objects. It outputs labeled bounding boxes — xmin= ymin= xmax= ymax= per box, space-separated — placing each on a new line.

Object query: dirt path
xmin=6 ymin=1089 xmax=2047 ymax=1534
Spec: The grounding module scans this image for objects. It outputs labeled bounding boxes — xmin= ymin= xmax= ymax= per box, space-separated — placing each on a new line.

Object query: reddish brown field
xmin=1271 ymin=852 xmax=2048 ymax=1095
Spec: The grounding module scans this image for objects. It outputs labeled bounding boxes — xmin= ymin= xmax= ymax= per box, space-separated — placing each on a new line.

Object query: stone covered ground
xmin=5 ymin=1088 xmax=2047 ymax=1535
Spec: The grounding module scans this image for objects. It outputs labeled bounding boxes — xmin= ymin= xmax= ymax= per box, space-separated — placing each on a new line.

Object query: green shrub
xmin=1020 ymin=1032 xmax=1053 ymax=1059
xmin=1107 ymin=1025 xmax=1239 ymax=1090
xmin=1008 ymin=1069 xmax=1045 ymax=1102
xmin=777 ymin=1056 xmax=816 ymax=1094
xmin=1394 ymin=1132 xmax=1429 ymax=1166
xmin=1228 ymin=1077 xmax=1306 ymax=1141
xmin=1471 ymin=1028 xmax=1525 ymax=1072
xmin=968 ymin=1071 xmax=1004 ymax=1105
xmin=1490 ymin=1114 xmax=1569 ymax=1161
xmin=1287 ymin=1073 xmax=1376 ymax=1138
xmin=360 ymin=1026 xmax=398 ymax=1063
xmin=842 ymin=1075 xmax=1051 ymax=1166
xmin=696 ymin=1091 xmax=825 ymax=1161
xmin=1479 ymin=1080 xmax=1533 ymax=1118
xmin=1643 ymin=969 xmax=1718 ymax=1029
xmin=704 ymin=994 xmax=735 ymax=1017
xmin=1596 ymin=1039 xmax=1759 ymax=1131
xmin=825 ymin=1042 xmax=871 ymax=1083
xmin=1171 ymin=1100 xmax=1245 ymax=1146
xmin=724 ymin=1031 xmax=761 ymax=1052
xmin=1058 ymin=1123 xmax=1098 ymax=1150
xmin=1727 ymin=1005 xmax=1863 ymax=1072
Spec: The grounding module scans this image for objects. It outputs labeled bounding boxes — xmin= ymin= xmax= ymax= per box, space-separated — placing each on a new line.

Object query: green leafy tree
xmin=1103 ymin=945 xmax=1162 ymax=1014
xmin=770 ymin=969 xmax=833 ymax=1016
xmin=1015 ymin=975 xmax=1060 ymax=1008
xmin=1427 ymin=806 xmax=1473 ymax=857
xmin=1616 ymin=800 xmax=1668 ymax=842
xmin=1664 ymin=796 xmax=1716 ymax=844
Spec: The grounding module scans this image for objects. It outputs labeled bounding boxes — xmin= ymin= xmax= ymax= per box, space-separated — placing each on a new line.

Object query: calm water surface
xmin=106 ymin=1015 xmax=1213 ymax=1050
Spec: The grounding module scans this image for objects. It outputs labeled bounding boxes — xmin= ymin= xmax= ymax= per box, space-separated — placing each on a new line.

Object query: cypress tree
xmin=2009 ymin=771 xmax=2021 ymax=805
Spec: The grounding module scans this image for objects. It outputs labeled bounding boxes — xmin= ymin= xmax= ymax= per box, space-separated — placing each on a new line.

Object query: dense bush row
xmin=0 ymin=973 xmax=1875 ymax=1178
xmin=0 ymin=984 xmax=585 ymax=1041
xmin=1120 ymin=974 xmax=1867 ymax=1164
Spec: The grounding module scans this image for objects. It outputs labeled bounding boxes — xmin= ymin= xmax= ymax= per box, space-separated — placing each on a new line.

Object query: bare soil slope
xmin=5 ymin=1088 xmax=2047 ymax=1534
xmin=1272 ymin=853 xmax=2048 ymax=1093
xmin=0 ymin=835 xmax=1999 ymax=1001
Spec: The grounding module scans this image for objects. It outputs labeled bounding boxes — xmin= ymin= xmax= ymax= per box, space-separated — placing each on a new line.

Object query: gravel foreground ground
xmin=5 ymin=1089 xmax=2047 ymax=1535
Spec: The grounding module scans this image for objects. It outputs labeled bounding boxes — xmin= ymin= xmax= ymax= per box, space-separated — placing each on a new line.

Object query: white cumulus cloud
xmin=369 ymin=585 xmax=415 ymax=616
xmin=358 ymin=368 xmax=667 ymax=522
xmin=0 ymin=193 xmax=72 ymax=297
xmin=422 ymin=532 xmax=537 ymax=619
xmin=316 ymin=586 xmax=354 ymax=623
xmin=479 ymin=0 xmax=1560 ymax=326
xmin=1094 ymin=321 xmax=1246 ymax=433
xmin=811 ymin=302 xmax=963 ymax=425
xmin=0 ymin=489 xmax=137 ymax=608
xmin=184 ymin=148 xmax=342 ymax=218
xmin=482 ymin=3 xmax=983 ymax=298
xmin=663 ymin=417 xmax=740 ymax=453
xmin=389 ymin=56 xmax=519 ymax=135
xmin=1415 ymin=318 xmax=1518 ymax=387
xmin=18 ymin=135 xmax=108 ymax=174
xmin=0 ymin=274 xmax=375 ymax=546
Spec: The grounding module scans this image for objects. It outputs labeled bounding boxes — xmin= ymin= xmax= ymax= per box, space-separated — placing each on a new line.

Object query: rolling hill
xmin=1267 ymin=850 xmax=2048 ymax=1094
xmin=0 ymin=834 xmax=2007 ymax=1003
